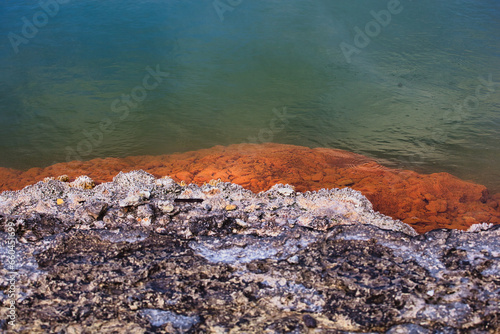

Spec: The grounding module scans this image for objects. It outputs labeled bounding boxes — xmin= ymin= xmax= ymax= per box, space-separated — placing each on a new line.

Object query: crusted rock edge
xmin=0 ymin=171 xmax=498 ymax=333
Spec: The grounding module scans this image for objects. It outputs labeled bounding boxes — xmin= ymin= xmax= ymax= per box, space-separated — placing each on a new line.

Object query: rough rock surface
xmin=0 ymin=171 xmax=498 ymax=333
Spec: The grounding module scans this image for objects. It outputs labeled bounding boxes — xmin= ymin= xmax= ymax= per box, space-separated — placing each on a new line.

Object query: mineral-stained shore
xmin=0 ymin=171 xmax=499 ymax=333
xmin=1 ymin=143 xmax=499 ymax=234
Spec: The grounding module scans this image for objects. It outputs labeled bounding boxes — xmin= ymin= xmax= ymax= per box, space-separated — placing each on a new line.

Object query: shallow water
xmin=1 ymin=0 xmax=499 ymax=191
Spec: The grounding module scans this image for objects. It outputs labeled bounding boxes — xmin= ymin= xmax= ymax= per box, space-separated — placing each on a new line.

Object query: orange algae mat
xmin=0 ymin=143 xmax=498 ymax=234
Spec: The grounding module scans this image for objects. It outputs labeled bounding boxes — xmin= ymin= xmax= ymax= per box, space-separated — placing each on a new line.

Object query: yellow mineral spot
xmin=209 ymin=178 xmax=221 ymax=187
xmin=57 ymin=175 xmax=70 ymax=182
xmin=225 ymin=204 xmax=237 ymax=211
xmin=56 ymin=198 xmax=64 ymax=205
xmin=69 ymin=175 xmax=95 ymax=190
xmin=179 ymin=180 xmax=186 ymax=187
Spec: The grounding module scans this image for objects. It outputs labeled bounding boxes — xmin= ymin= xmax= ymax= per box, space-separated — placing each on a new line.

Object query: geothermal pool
xmin=0 ymin=1 xmax=499 ymax=203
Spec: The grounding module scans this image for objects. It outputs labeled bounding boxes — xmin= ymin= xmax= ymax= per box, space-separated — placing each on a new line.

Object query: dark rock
xmin=84 ymin=201 xmax=108 ymax=220
xmin=302 ymin=314 xmax=317 ymax=328
xmin=0 ymin=171 xmax=498 ymax=333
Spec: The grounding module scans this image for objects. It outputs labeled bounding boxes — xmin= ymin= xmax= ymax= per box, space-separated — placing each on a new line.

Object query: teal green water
xmin=1 ymin=0 xmax=499 ymax=191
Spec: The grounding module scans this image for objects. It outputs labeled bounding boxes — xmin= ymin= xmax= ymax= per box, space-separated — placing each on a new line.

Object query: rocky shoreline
xmin=1 ymin=143 xmax=499 ymax=234
xmin=0 ymin=171 xmax=499 ymax=333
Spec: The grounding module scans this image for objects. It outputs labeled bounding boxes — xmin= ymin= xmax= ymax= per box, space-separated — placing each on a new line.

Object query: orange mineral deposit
xmin=0 ymin=143 xmax=498 ymax=234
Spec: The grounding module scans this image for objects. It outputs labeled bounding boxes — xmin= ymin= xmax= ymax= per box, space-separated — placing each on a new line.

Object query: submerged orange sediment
xmin=0 ymin=143 xmax=498 ymax=234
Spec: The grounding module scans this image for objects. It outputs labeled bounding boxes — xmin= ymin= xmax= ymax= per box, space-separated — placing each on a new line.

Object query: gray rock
xmin=139 ymin=309 xmax=199 ymax=330
xmin=0 ymin=171 xmax=498 ymax=333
